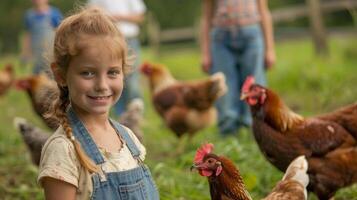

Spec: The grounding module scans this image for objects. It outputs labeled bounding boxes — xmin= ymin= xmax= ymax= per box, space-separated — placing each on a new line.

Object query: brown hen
xmin=0 ymin=64 xmax=15 ymax=96
xmin=140 ymin=62 xmax=227 ymax=153
xmin=15 ymin=73 xmax=59 ymax=130
xmin=240 ymin=76 xmax=357 ymax=199
xmin=192 ymin=143 xmax=309 ymax=200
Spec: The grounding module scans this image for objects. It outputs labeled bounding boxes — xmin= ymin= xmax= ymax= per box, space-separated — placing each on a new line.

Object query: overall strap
xmin=67 ymin=107 xmax=105 ymax=164
xmin=110 ymin=119 xmax=141 ymax=159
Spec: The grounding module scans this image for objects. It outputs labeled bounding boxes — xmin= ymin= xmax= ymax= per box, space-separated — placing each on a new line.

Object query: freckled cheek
xmin=111 ymin=81 xmax=124 ymax=96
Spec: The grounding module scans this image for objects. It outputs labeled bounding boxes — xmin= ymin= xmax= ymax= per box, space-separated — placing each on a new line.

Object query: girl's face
xmin=64 ymin=36 xmax=124 ymax=118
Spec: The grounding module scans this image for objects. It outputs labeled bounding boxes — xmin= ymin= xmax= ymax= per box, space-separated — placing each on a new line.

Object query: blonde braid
xmin=55 ymin=86 xmax=99 ymax=173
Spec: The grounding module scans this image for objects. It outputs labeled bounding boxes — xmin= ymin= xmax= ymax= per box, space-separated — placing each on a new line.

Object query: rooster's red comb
xmin=242 ymin=76 xmax=255 ymax=93
xmin=140 ymin=61 xmax=153 ymax=73
xmin=140 ymin=61 xmax=150 ymax=69
xmin=194 ymin=143 xmax=214 ymax=164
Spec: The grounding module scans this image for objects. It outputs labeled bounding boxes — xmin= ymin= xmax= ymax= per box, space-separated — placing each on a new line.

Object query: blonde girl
xmin=38 ymin=7 xmax=159 ymax=200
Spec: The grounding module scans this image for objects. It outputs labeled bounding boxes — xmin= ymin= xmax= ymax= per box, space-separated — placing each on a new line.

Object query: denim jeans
xmin=113 ymin=38 xmax=142 ymax=116
xmin=210 ymin=24 xmax=266 ymax=135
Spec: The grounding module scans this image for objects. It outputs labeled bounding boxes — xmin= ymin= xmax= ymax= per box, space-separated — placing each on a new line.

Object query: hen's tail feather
xmin=13 ymin=117 xmax=50 ymax=166
xmin=210 ymin=72 xmax=227 ymax=98
xmin=283 ymin=155 xmax=309 ymax=198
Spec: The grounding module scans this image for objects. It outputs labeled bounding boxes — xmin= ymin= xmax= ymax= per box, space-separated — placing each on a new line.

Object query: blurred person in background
xmin=87 ymin=0 xmax=146 ymax=119
xmin=21 ymin=0 xmax=63 ymax=76
xmin=200 ymin=0 xmax=276 ymax=136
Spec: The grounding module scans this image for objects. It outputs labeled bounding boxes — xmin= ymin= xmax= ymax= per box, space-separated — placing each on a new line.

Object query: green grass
xmin=1 ymin=36 xmax=357 ymax=199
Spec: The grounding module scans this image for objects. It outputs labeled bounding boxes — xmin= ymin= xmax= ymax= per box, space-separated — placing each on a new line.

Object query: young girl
xmin=38 ymin=7 xmax=159 ymax=200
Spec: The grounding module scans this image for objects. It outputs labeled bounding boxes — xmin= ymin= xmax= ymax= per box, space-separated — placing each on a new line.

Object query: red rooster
xmin=0 ymin=64 xmax=15 ymax=96
xmin=240 ymin=76 xmax=357 ymax=199
xmin=140 ymin=62 xmax=227 ymax=152
xmin=191 ymin=143 xmax=309 ymax=200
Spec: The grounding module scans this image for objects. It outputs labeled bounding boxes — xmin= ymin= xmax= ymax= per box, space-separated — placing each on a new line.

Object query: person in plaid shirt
xmin=200 ymin=0 xmax=276 ymax=136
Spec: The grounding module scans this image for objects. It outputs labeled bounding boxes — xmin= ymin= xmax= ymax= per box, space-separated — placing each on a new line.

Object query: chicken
xmin=118 ymin=98 xmax=144 ymax=142
xmin=240 ymin=76 xmax=357 ymax=199
xmin=191 ymin=143 xmax=309 ymax=200
xmin=0 ymin=64 xmax=15 ymax=96
xmin=15 ymin=73 xmax=59 ymax=130
xmin=140 ymin=62 xmax=227 ymax=152
xmin=13 ymin=117 xmax=50 ymax=166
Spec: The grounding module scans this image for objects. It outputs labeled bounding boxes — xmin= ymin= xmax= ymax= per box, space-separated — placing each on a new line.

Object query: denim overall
xmin=67 ymin=108 xmax=159 ymax=200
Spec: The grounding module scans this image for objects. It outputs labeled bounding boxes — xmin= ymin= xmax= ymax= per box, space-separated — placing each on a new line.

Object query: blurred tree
xmin=144 ymin=0 xmax=200 ymax=29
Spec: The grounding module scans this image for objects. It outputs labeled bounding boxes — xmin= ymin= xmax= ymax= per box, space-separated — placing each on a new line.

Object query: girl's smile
xmin=87 ymin=94 xmax=113 ymax=105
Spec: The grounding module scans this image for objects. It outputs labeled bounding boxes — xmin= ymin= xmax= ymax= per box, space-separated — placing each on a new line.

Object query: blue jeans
xmin=210 ymin=24 xmax=266 ymax=135
xmin=113 ymin=38 xmax=142 ymax=116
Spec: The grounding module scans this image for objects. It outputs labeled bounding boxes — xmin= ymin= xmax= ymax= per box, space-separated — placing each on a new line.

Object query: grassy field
xmin=0 ymin=36 xmax=357 ymax=200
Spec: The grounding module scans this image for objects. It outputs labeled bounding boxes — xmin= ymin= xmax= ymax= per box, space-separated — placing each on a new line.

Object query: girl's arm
xmin=200 ymin=0 xmax=214 ymax=73
xmin=42 ymin=177 xmax=77 ymax=200
xmin=258 ymin=0 xmax=276 ymax=69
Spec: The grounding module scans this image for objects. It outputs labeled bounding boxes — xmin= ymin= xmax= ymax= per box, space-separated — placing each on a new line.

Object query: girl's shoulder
xmin=43 ymin=126 xmax=74 ymax=149
xmin=40 ymin=126 xmax=78 ymax=164
xmin=38 ymin=126 xmax=82 ymax=189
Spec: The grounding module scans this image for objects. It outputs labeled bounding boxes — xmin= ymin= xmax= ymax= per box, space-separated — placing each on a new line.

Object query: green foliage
xmin=144 ymin=0 xmax=200 ymax=29
xmin=269 ymin=0 xmax=304 ymax=9
xmin=0 ymin=34 xmax=357 ymax=200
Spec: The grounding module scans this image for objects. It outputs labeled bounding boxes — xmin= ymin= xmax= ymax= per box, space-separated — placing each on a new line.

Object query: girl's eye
xmin=108 ymin=69 xmax=121 ymax=77
xmin=80 ymin=71 xmax=95 ymax=78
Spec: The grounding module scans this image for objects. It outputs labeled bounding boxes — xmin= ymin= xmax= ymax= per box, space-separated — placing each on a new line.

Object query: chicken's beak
xmin=191 ymin=163 xmax=205 ymax=171
xmin=190 ymin=164 xmax=198 ymax=171
xmin=240 ymin=92 xmax=248 ymax=100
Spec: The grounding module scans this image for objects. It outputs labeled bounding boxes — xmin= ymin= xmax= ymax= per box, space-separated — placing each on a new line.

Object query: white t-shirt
xmin=88 ymin=0 xmax=146 ymax=38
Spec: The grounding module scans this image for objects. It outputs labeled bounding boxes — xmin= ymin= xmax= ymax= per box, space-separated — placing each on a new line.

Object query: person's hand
xmin=201 ymin=54 xmax=212 ymax=74
xmin=264 ymin=49 xmax=276 ymax=70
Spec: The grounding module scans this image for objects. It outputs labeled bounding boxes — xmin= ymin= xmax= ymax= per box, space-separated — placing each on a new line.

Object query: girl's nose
xmin=95 ymin=76 xmax=109 ymax=91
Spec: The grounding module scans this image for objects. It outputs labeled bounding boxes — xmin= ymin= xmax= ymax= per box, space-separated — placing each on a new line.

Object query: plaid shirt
xmin=213 ymin=0 xmax=261 ymax=27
